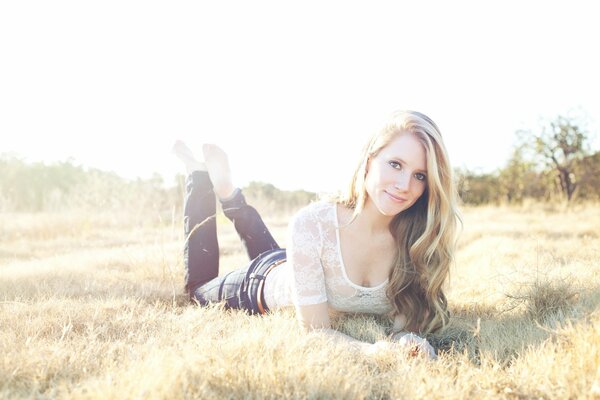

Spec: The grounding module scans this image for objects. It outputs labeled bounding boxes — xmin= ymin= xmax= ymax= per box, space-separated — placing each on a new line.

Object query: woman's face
xmin=364 ymin=132 xmax=428 ymax=217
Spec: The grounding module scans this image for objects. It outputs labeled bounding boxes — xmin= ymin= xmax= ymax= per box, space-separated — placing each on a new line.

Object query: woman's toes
xmin=173 ymin=140 xmax=194 ymax=158
xmin=202 ymin=143 xmax=235 ymax=200
xmin=173 ymin=140 xmax=206 ymax=173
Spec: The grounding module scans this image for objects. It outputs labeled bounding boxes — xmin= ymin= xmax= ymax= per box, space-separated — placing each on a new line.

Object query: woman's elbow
xmin=293 ymin=300 xmax=331 ymax=332
xmin=301 ymin=323 xmax=332 ymax=334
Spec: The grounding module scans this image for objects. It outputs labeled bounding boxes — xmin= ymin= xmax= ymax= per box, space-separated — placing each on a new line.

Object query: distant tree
xmin=243 ymin=181 xmax=315 ymax=216
xmin=575 ymin=151 xmax=600 ymax=200
xmin=499 ymin=146 xmax=532 ymax=204
xmin=0 ymin=156 xmax=86 ymax=211
xmin=245 ymin=181 xmax=278 ymax=199
xmin=521 ymin=115 xmax=591 ymax=202
xmin=455 ymin=168 xmax=502 ymax=205
xmin=497 ymin=143 xmax=555 ymax=203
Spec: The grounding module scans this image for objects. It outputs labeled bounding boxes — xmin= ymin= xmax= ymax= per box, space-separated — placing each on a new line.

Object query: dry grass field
xmin=1 ymin=203 xmax=600 ymax=399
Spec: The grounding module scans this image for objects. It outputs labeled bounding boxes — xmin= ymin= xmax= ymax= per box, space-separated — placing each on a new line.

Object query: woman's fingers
xmin=396 ymin=334 xmax=437 ymax=360
xmin=366 ymin=337 xmax=437 ymax=360
xmin=418 ymin=341 xmax=437 ymax=360
xmin=365 ymin=340 xmax=395 ymax=356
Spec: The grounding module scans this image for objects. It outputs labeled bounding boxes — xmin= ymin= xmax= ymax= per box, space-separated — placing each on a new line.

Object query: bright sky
xmin=1 ymin=1 xmax=599 ymax=193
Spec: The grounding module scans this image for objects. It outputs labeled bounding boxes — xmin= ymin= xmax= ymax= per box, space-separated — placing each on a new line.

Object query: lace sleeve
xmin=287 ymin=204 xmax=328 ymax=306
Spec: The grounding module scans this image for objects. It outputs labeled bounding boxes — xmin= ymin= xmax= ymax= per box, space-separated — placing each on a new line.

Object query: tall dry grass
xmin=1 ymin=203 xmax=599 ymax=399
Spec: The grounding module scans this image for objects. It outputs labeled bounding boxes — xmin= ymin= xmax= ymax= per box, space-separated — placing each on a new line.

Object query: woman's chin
xmin=379 ymin=197 xmax=415 ymax=216
xmin=375 ymin=200 xmax=406 ymax=217
xmin=365 ymin=192 xmax=412 ymax=217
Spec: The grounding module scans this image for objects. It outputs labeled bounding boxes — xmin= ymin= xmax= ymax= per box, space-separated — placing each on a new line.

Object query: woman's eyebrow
xmin=391 ymin=157 xmax=427 ymax=174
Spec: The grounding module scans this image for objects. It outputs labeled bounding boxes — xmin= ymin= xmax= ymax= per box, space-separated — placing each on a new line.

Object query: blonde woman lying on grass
xmin=173 ymin=110 xmax=460 ymax=360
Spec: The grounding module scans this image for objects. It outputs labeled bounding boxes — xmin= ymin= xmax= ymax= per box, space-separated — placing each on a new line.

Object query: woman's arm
xmin=287 ymin=206 xmax=373 ymax=351
xmin=298 ymin=306 xmax=435 ymax=358
xmin=296 ymin=302 xmax=372 ymax=353
xmin=287 ymin=205 xmax=377 ymax=353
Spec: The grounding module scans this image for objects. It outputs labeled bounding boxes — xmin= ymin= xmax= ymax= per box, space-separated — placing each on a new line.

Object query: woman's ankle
xmin=218 ymin=187 xmax=240 ymax=203
xmin=189 ymin=170 xmax=214 ymax=190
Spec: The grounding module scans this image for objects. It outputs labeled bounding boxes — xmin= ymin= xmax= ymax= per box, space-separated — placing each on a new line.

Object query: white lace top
xmin=263 ymin=201 xmax=395 ymax=317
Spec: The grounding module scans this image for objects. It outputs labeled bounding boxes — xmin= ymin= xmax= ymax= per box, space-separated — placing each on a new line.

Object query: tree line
xmin=1 ymin=114 xmax=598 ymax=215
xmin=0 ymin=157 xmax=315 ymax=219
xmin=458 ymin=114 xmax=600 ymax=204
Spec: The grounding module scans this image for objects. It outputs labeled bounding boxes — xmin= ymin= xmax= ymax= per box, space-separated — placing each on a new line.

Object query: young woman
xmin=173 ymin=110 xmax=460 ymax=360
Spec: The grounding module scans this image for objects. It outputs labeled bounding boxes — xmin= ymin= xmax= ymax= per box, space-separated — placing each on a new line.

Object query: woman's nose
xmin=394 ymin=171 xmax=411 ymax=191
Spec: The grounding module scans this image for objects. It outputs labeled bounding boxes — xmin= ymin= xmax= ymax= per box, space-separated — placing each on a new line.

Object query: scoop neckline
xmin=333 ymin=203 xmax=389 ymax=291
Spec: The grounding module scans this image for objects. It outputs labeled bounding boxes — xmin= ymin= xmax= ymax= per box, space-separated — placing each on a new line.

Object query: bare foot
xmin=172 ymin=140 xmax=207 ymax=174
xmin=202 ymin=143 xmax=235 ymax=200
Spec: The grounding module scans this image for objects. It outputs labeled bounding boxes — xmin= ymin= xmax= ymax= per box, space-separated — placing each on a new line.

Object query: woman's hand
xmin=388 ymin=332 xmax=437 ymax=360
xmin=363 ymin=340 xmax=397 ymax=358
xmin=364 ymin=338 xmax=436 ymax=360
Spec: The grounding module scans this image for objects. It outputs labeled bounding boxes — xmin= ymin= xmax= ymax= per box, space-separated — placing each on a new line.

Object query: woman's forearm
xmin=313 ymin=328 xmax=436 ymax=359
xmin=389 ymin=330 xmax=413 ymax=341
xmin=314 ymin=327 xmax=372 ymax=352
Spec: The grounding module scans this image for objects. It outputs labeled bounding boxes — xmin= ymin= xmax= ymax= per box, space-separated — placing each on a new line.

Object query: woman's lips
xmin=386 ymin=191 xmax=407 ymax=202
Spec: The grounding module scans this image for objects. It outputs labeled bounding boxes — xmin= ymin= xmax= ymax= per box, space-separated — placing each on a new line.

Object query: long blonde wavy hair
xmin=335 ymin=110 xmax=461 ymax=335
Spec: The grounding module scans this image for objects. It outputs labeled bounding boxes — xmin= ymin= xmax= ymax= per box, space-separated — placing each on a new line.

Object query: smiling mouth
xmin=386 ymin=191 xmax=407 ymax=202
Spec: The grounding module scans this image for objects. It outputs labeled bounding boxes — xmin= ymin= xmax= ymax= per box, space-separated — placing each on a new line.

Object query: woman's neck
xmin=341 ymin=198 xmax=394 ymax=237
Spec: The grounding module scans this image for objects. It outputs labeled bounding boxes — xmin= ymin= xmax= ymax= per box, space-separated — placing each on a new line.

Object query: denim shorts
xmin=192 ymin=248 xmax=287 ymax=315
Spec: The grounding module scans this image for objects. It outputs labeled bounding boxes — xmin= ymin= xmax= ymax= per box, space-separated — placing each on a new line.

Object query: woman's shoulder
xmin=290 ymin=200 xmax=337 ymax=224
xmin=295 ymin=199 xmax=336 ymax=216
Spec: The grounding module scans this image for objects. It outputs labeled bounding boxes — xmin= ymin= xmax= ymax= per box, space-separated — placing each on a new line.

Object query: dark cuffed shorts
xmin=192 ymin=248 xmax=287 ymax=315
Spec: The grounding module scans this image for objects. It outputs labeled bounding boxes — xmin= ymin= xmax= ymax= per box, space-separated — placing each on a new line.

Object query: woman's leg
xmin=192 ymin=248 xmax=286 ymax=314
xmin=183 ymin=170 xmax=219 ymax=295
xmin=176 ymin=141 xmax=280 ymax=307
xmin=191 ymin=262 xmax=249 ymax=309
xmin=220 ymin=189 xmax=280 ymax=260
xmin=202 ymin=143 xmax=280 ymax=260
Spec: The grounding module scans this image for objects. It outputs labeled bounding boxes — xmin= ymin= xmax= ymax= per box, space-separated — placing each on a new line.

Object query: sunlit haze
xmin=1 ymin=1 xmax=599 ymax=193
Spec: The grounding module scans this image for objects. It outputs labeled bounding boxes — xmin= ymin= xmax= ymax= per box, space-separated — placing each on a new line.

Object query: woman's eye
xmin=415 ymin=173 xmax=427 ymax=181
xmin=389 ymin=161 xmax=401 ymax=170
